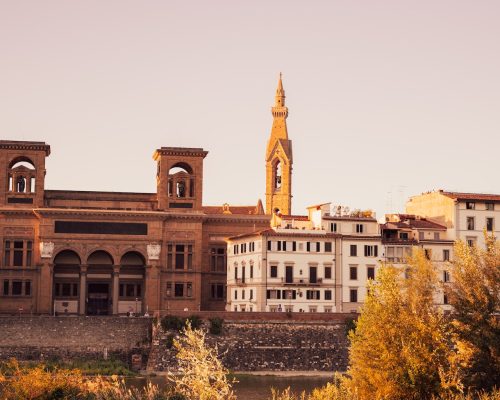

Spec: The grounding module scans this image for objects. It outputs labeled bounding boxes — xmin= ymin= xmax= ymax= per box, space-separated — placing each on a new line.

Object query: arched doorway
xmin=53 ymin=250 xmax=81 ymax=315
xmin=86 ymin=250 xmax=113 ymax=315
xmin=119 ymin=252 xmax=145 ymax=315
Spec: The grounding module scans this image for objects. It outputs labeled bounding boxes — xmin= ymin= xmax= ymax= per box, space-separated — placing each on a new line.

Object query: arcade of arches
xmin=53 ymin=250 xmax=146 ymax=315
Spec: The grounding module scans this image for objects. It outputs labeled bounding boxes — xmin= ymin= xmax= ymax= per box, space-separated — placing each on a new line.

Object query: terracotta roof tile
xmin=440 ymin=191 xmax=500 ymax=202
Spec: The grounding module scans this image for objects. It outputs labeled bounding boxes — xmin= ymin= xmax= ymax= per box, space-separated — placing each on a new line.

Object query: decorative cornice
xmin=0 ymin=140 xmax=50 ymax=156
xmin=153 ymin=147 xmax=208 ymax=160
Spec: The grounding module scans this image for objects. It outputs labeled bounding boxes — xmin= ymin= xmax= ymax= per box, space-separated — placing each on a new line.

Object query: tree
xmin=347 ymin=250 xmax=463 ymax=400
xmin=447 ymin=238 xmax=500 ymax=390
xmin=170 ymin=322 xmax=236 ymax=400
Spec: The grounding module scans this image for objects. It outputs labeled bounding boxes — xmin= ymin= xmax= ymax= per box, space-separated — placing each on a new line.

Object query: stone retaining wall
xmin=0 ymin=316 xmax=152 ymax=366
xmin=149 ymin=319 xmax=352 ymax=372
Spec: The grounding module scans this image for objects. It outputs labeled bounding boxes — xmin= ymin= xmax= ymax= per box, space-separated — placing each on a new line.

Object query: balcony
xmin=235 ymin=278 xmax=246 ymax=286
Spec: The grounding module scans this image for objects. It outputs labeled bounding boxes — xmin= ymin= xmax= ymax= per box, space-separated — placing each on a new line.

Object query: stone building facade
xmin=0 ymin=141 xmax=272 ymax=315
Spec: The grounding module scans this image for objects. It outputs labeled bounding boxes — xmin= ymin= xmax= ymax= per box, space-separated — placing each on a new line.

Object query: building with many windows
xmin=226 ymin=203 xmax=383 ymax=313
xmin=406 ymin=190 xmax=500 ymax=249
xmin=0 ymin=141 xmax=270 ymax=315
xmin=381 ymin=213 xmax=454 ymax=309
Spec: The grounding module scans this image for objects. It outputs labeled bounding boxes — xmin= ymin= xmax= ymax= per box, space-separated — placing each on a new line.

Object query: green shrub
xmin=186 ymin=315 xmax=202 ymax=330
xmin=208 ymin=317 xmax=224 ymax=335
xmin=161 ymin=315 xmax=183 ymax=331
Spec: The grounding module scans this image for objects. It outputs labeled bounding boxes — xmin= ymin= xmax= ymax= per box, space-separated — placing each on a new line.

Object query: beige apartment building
xmin=406 ymin=190 xmax=500 ymax=249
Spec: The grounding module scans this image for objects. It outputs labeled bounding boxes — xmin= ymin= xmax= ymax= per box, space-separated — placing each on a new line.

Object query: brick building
xmin=0 ymin=141 xmax=271 ymax=315
xmin=0 ymin=76 xmax=296 ymax=315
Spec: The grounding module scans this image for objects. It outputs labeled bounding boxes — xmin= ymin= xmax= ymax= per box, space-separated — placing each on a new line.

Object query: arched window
xmin=168 ymin=162 xmax=194 ymax=198
xmin=8 ymin=157 xmax=36 ymax=194
xmin=274 ymin=160 xmax=282 ymax=191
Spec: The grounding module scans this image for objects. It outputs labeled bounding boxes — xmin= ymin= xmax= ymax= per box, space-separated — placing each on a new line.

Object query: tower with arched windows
xmin=0 ymin=141 xmax=50 ymax=208
xmin=265 ymin=74 xmax=293 ymax=215
xmin=153 ymin=147 xmax=208 ymax=211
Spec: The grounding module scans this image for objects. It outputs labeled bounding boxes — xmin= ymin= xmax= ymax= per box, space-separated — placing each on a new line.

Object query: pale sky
xmin=1 ymin=0 xmax=499 ymax=218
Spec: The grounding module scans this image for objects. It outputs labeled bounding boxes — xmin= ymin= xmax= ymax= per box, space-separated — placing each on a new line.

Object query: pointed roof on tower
xmin=266 ymin=73 xmax=291 ymax=160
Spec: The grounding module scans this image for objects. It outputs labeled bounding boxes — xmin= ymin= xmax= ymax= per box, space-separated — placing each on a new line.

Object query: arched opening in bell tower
xmin=273 ymin=160 xmax=282 ymax=191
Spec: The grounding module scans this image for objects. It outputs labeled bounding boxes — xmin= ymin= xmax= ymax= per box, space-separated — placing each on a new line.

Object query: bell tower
xmin=265 ymin=73 xmax=293 ymax=215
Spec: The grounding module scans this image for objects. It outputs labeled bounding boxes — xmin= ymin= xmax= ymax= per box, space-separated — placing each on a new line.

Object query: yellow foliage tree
xmin=447 ymin=238 xmax=500 ymax=390
xmin=347 ymin=250 xmax=464 ymax=400
xmin=170 ymin=322 xmax=236 ymax=400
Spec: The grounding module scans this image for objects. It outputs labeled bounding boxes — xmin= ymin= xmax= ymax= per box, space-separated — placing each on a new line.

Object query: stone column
xmin=112 ymin=266 xmax=120 ymax=315
xmin=146 ymin=243 xmax=161 ymax=316
xmin=38 ymin=242 xmax=55 ymax=314
xmin=79 ymin=265 xmax=87 ymax=315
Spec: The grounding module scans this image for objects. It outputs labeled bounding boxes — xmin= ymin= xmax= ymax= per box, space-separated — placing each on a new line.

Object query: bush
xmin=161 ymin=315 xmax=183 ymax=331
xmin=209 ymin=317 xmax=224 ymax=335
xmin=186 ymin=315 xmax=202 ymax=330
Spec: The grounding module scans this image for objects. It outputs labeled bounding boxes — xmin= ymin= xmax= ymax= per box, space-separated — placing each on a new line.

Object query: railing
xmin=282 ymin=277 xmax=323 ymax=285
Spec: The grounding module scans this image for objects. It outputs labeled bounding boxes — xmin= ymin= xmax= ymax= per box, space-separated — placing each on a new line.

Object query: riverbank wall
xmin=0 ymin=313 xmax=356 ymax=372
xmin=148 ymin=312 xmax=356 ymax=372
xmin=0 ymin=316 xmax=152 ymax=367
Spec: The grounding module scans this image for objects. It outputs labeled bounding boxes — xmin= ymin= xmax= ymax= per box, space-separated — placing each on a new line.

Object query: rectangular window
xmin=242 ymin=289 xmax=245 ymax=299
xmin=292 ymin=241 xmax=296 ymax=251
xmin=3 ymin=240 xmax=33 ymax=267
xmin=270 ymin=265 xmax=278 ymax=278
xmin=316 ymin=242 xmax=320 ymax=252
xmin=12 ymin=281 xmax=22 ymax=296
xmin=324 ymin=290 xmax=332 ymax=300
xmin=324 ymin=266 xmax=332 ymax=279
xmin=356 ymin=224 xmax=364 ymax=233
xmin=250 ymin=264 xmax=254 ymax=278
xmin=324 ymin=242 xmax=332 ymax=252
xmin=210 ymin=247 xmax=226 ymax=272
xmin=467 ymin=237 xmax=476 ymax=247
xmin=267 ymin=241 xmax=272 ymax=251
xmin=234 ymin=290 xmax=238 ymax=300
xmin=174 ymin=283 xmax=184 ymax=297
xmin=350 ymin=288 xmax=358 ymax=303
xmin=309 ymin=266 xmax=317 ymax=284
xmin=400 ymin=232 xmax=409 ymax=239
xmin=234 ymin=266 xmax=238 ymax=280
xmin=367 ymin=266 xmax=375 ymax=280
xmin=285 ymin=265 xmax=293 ymax=283
xmin=3 ymin=280 xmax=9 ymax=295
xmin=350 ymin=266 xmax=358 ymax=280
xmin=25 ymin=281 xmax=31 ymax=296
xmin=466 ymin=202 xmax=475 ymax=210
xmin=306 ymin=242 xmax=311 ymax=252
xmin=485 ymin=202 xmax=494 ymax=211
xmin=350 ymin=245 xmax=357 ymax=257
xmin=486 ymin=217 xmax=494 ymax=232
xmin=277 ymin=241 xmax=281 ymax=251
xmin=242 ymin=266 xmax=246 ymax=283
xmin=443 ymin=270 xmax=450 ymax=283
xmin=166 ymin=282 xmax=172 ymax=297
xmin=443 ymin=249 xmax=450 ymax=261
xmin=419 ymin=232 xmax=425 ymax=240
xmin=211 ymin=283 xmax=225 ymax=300
xmin=364 ymin=245 xmax=378 ymax=257
xmin=467 ymin=217 xmax=475 ymax=231
xmin=330 ymin=223 xmax=337 ymax=232
xmin=434 ymin=232 xmax=440 ymax=240
xmin=444 ymin=294 xmax=449 ymax=305
xmin=186 ymin=283 xmax=193 ymax=298
xmin=424 ymin=249 xmax=432 ymax=260
xmin=306 ymin=290 xmax=320 ymax=300
xmin=168 ymin=243 xmax=194 ymax=270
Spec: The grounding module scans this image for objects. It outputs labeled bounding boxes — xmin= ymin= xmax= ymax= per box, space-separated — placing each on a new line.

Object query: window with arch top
xmin=167 ymin=162 xmax=195 ymax=198
xmin=8 ymin=157 xmax=36 ymax=194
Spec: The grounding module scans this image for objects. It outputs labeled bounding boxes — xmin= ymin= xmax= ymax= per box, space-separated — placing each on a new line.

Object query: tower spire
xmin=265 ymin=73 xmax=293 ymax=215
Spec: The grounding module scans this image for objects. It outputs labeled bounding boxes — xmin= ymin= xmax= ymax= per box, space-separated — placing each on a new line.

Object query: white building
xmin=226 ymin=203 xmax=383 ymax=313
xmin=406 ymin=190 xmax=500 ymax=249
xmin=226 ymin=224 xmax=339 ymax=313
